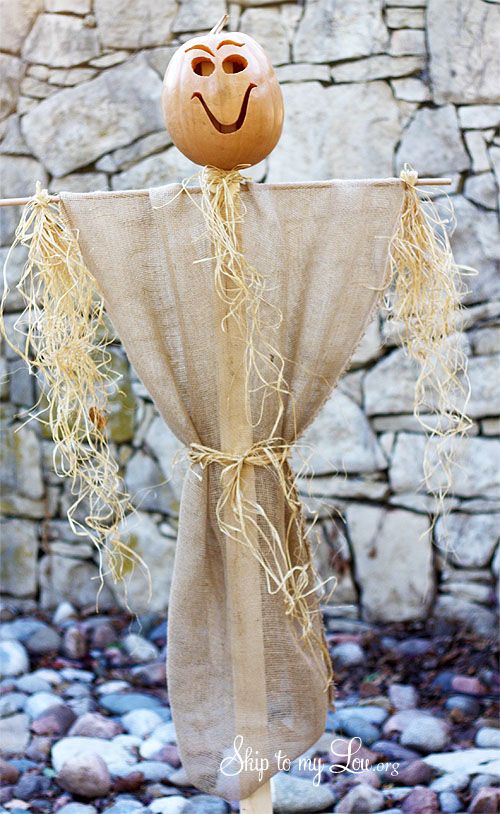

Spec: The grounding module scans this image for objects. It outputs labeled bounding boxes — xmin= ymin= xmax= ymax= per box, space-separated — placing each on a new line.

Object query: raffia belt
xmin=188 ymin=437 xmax=334 ymax=695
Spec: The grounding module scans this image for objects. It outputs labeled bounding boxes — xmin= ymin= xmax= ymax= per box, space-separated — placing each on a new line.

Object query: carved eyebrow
xmin=216 ymin=39 xmax=244 ymax=49
xmin=185 ymin=44 xmax=215 ymax=56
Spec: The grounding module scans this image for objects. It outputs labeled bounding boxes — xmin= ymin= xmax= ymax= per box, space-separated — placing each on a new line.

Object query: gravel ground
xmin=0 ymin=602 xmax=498 ymax=814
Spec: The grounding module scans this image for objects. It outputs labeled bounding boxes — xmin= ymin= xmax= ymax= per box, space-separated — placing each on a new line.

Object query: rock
xmin=21 ymin=56 xmax=164 ymax=177
xmin=57 ymin=804 xmax=97 ymax=814
xmin=347 ymin=505 xmax=433 ymax=622
xmin=386 ymin=7 xmax=425 ymax=27
xmin=100 ymin=692 xmax=162 ymax=715
xmin=105 ymin=513 xmax=175 ymax=614
xmin=25 ymin=624 xmax=60 ymax=655
xmin=390 ymin=29 xmax=426 ymax=56
xmin=334 ymin=714 xmax=380 ymax=745
xmin=0 ymin=757 xmax=20 ymax=784
xmin=0 ymin=640 xmax=29 ymax=677
xmin=445 ymin=694 xmax=480 ymax=717
xmin=172 ymin=0 xmax=226 ymax=33
xmin=331 ymin=55 xmax=424 ymax=83
xmin=0 ymin=155 xmax=47 ymax=245
xmin=294 ymin=0 xmax=387 ymax=63
xmin=0 ymin=519 xmax=38 ymax=600
xmin=340 ymin=706 xmax=388 ymax=726
xmin=104 ymin=802 xmax=145 ymax=814
xmin=121 ymin=708 xmax=163 ymax=738
xmin=181 ymin=796 xmax=228 ymax=813
xmin=465 ymin=355 xmax=500 ymax=417
xmin=389 ymin=684 xmax=418 ymax=711
xmin=52 ymin=736 xmax=136 ymax=773
xmin=390 ymin=433 xmax=500 ymax=498
xmin=271 ymin=771 xmax=335 ymax=813
xmin=439 ymin=790 xmax=461 ymax=812
xmin=57 ymin=753 xmax=111 ymax=798
xmin=0 ymin=0 xmax=43 ymax=54
xmin=50 ymin=172 xmax=108 ymax=194
xmin=401 ymin=786 xmax=438 ymax=813
xmin=471 ymin=327 xmax=500 ymax=356
xmin=96 ymin=130 xmax=171 ymax=173
xmin=150 ymin=744 xmax=181 ymax=767
xmin=148 ymin=798 xmax=187 ymax=814
xmin=428 ymin=0 xmax=500 ymax=104
xmin=364 ymin=348 xmax=422 ymax=416
xmin=13 ymin=771 xmax=49 ymax=800
xmin=390 ymin=759 xmax=435 ymax=786
xmin=335 ymin=783 xmax=384 ymax=813
xmin=423 ymin=748 xmax=500 ymax=777
xmin=39 ymin=555 xmax=115 ymax=610
xmin=268 ymin=81 xmax=400 ymax=181
xmin=94 ymin=0 xmax=176 ymax=48
xmin=111 ymin=148 xmax=197 ymax=191
xmin=24 ymin=691 xmax=63 ymax=718
xmin=331 ymin=641 xmax=366 ymax=668
xmin=430 ymin=771 xmax=469 ymax=792
xmin=143 ymin=416 xmax=185 ymax=504
xmin=371 ymin=740 xmax=420 ymax=762
xmin=465 ymin=173 xmax=498 ymax=210
xmin=469 ymin=787 xmax=500 ymax=814
xmin=465 ymin=131 xmax=492 ymax=174
xmin=434 ymin=596 xmax=497 ymax=637
xmin=239 ymin=7 xmax=289 ymax=66
xmin=397 ymin=105 xmax=469 ymax=176
xmin=0 ymin=712 xmax=30 ymax=754
xmin=22 ymin=14 xmax=100 ymax=67
xmin=0 ymin=53 xmax=24 ymax=120
xmin=400 ymin=715 xmax=449 ymax=753
xmin=436 ymin=513 xmax=500 ymax=567
xmin=294 ymin=391 xmax=386 ymax=476
xmin=68 ymin=712 xmax=122 ymax=739
xmin=53 ymin=601 xmax=77 ymax=626
xmin=32 ymin=703 xmax=76 ymax=735
xmin=450 ymin=195 xmax=500 ymax=303
xmin=63 ymin=626 xmax=87 ymax=659
xmin=476 ymin=728 xmax=500 ymax=749
xmin=459 ymin=106 xmax=500 ymax=129
xmin=0 ymin=692 xmax=27 ymax=715
xmin=125 ymin=451 xmax=175 ymax=515
xmin=276 ymin=63 xmax=330 ymax=83
xmin=45 ymin=0 xmax=91 ymax=10
xmin=471 ymin=774 xmax=499 ymax=795
xmin=391 ymin=78 xmax=431 ymax=103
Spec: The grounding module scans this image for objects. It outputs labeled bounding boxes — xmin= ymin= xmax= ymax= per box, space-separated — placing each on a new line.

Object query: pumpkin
xmin=161 ymin=25 xmax=284 ymax=170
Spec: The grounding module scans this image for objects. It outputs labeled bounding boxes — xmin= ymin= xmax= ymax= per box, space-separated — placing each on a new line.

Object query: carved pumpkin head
xmin=161 ymin=28 xmax=284 ymax=170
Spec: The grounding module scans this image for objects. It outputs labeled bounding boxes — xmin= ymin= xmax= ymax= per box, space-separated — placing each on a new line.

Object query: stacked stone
xmin=0 ymin=0 xmax=498 ymax=629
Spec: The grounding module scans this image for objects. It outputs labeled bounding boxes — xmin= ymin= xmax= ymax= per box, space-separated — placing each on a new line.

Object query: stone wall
xmin=0 ymin=0 xmax=498 ymax=634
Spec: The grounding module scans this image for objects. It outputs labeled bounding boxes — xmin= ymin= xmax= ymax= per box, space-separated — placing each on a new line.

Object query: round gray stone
xmin=0 ymin=641 xmax=29 ymax=677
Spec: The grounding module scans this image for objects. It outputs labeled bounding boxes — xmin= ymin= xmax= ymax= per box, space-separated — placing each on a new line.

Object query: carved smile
xmin=191 ymin=83 xmax=257 ymax=134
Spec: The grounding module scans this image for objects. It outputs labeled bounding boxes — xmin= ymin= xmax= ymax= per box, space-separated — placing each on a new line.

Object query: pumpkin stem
xmin=210 ymin=13 xmax=229 ymax=35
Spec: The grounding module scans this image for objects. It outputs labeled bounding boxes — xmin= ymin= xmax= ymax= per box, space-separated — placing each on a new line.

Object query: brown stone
xmin=31 ymin=703 xmax=76 ymax=736
xmin=402 ymin=786 xmax=439 ymax=814
xmin=68 ymin=712 xmax=122 ymax=739
xmin=469 ymin=787 xmax=500 ymax=814
xmin=0 ymin=757 xmax=20 ymax=784
xmin=56 ymin=753 xmax=111 ymax=798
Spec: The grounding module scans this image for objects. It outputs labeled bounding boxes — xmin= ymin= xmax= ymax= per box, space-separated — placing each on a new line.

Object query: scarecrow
xmin=0 ymin=16 xmax=471 ymax=812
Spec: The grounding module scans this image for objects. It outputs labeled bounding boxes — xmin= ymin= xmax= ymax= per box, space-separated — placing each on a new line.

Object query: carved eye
xmin=222 ymin=55 xmax=248 ymax=74
xmin=192 ymin=56 xmax=214 ymax=76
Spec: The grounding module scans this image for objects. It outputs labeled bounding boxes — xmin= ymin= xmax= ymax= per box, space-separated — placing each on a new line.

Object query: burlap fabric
xmin=61 ymin=179 xmax=404 ymax=800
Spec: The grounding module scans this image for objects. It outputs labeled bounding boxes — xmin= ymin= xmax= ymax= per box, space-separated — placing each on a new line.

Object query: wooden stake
xmin=0 ymin=179 xmax=452 ymax=208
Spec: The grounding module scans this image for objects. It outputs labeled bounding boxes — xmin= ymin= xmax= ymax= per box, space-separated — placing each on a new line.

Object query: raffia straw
xmin=188 ymin=166 xmax=290 ymax=435
xmin=387 ymin=166 xmax=473 ymax=538
xmin=189 ymin=438 xmax=334 ymax=698
xmin=0 ymin=184 xmax=151 ymax=607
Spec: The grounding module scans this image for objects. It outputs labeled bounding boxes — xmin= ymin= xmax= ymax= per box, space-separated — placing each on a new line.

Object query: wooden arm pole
xmin=0 ymin=179 xmax=452 ymax=208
